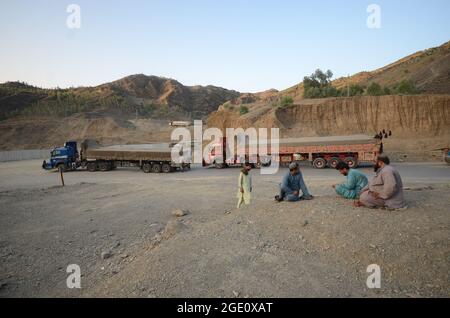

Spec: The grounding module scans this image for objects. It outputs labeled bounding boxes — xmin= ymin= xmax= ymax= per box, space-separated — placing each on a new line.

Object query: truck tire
xmin=344 ymin=157 xmax=358 ymax=169
xmin=313 ymin=157 xmax=327 ymax=169
xmin=327 ymin=157 xmax=341 ymax=169
xmin=214 ymin=161 xmax=226 ymax=169
xmin=161 ymin=163 xmax=172 ymax=173
xmin=87 ymin=162 xmax=97 ymax=172
xmin=151 ymin=163 xmax=162 ymax=173
xmin=142 ymin=163 xmax=151 ymax=173
xmin=98 ymin=161 xmax=111 ymax=172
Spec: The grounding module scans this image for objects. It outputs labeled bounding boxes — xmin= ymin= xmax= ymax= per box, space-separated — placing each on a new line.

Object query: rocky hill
xmin=282 ymin=41 xmax=450 ymax=99
xmin=0 ymin=74 xmax=240 ymax=121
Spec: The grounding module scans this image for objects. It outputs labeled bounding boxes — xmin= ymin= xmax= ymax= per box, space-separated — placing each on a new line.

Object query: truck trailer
xmin=204 ymin=134 xmax=382 ymax=169
xmin=42 ymin=140 xmax=189 ymax=173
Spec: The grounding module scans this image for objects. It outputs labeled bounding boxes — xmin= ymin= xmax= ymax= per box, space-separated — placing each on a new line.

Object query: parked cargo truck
xmin=42 ymin=140 xmax=189 ymax=173
xmin=204 ymin=134 xmax=382 ymax=169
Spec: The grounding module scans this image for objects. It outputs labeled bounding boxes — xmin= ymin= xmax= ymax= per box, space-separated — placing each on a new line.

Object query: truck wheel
xmin=328 ymin=157 xmax=341 ymax=169
xmin=151 ymin=163 xmax=162 ymax=173
xmin=313 ymin=157 xmax=327 ymax=169
xmin=98 ymin=161 xmax=110 ymax=172
xmin=344 ymin=157 xmax=358 ymax=168
xmin=87 ymin=162 xmax=97 ymax=172
xmin=162 ymin=163 xmax=172 ymax=173
xmin=142 ymin=163 xmax=151 ymax=173
xmin=214 ymin=162 xmax=226 ymax=169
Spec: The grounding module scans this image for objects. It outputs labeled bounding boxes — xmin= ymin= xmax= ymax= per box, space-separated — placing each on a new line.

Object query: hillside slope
xmin=0 ymin=75 xmax=240 ymax=120
xmin=207 ymin=95 xmax=450 ymax=160
xmin=282 ymin=41 xmax=450 ymax=99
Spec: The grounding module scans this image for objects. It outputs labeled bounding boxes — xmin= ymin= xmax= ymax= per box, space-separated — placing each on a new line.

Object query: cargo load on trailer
xmin=42 ymin=140 xmax=190 ymax=173
xmin=204 ymin=134 xmax=382 ymax=169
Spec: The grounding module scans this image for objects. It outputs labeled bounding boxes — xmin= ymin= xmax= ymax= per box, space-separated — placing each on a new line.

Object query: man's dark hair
xmin=377 ymin=154 xmax=390 ymax=165
xmin=288 ymin=162 xmax=299 ymax=171
xmin=336 ymin=161 xmax=349 ymax=171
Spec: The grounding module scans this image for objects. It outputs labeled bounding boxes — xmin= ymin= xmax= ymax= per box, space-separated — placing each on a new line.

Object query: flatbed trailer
xmin=205 ymin=134 xmax=382 ymax=169
xmin=273 ymin=135 xmax=381 ymax=168
xmin=81 ymin=140 xmax=189 ymax=173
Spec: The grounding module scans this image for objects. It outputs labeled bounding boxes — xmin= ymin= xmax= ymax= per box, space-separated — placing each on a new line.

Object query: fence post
xmin=59 ymin=166 xmax=65 ymax=187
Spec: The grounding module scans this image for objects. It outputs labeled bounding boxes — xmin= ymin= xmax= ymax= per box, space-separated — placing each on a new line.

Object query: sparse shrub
xmin=348 ymin=84 xmax=365 ymax=96
xmin=279 ymin=96 xmax=294 ymax=108
xmin=383 ymin=86 xmax=391 ymax=95
xmin=365 ymin=82 xmax=383 ymax=96
xmin=239 ymin=105 xmax=249 ymax=115
xmin=393 ymin=80 xmax=419 ymax=95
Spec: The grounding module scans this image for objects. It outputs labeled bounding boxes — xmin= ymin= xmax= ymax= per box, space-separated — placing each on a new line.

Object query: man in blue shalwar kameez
xmin=275 ymin=162 xmax=314 ymax=202
xmin=333 ymin=162 xmax=368 ymax=200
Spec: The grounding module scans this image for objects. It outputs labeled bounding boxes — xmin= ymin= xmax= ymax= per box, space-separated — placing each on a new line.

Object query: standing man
xmin=355 ymin=154 xmax=407 ymax=210
xmin=333 ymin=162 xmax=368 ymax=199
xmin=237 ymin=163 xmax=253 ymax=208
xmin=275 ymin=162 xmax=314 ymax=202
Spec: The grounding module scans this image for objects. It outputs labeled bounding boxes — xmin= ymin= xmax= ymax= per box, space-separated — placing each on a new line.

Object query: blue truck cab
xmin=42 ymin=141 xmax=80 ymax=171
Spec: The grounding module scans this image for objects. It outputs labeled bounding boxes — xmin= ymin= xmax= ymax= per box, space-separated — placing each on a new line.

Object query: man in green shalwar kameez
xmin=237 ymin=163 xmax=253 ymax=208
xmin=332 ymin=162 xmax=368 ymax=200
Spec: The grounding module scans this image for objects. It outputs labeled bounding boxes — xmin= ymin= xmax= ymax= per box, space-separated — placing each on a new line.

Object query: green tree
xmin=303 ymin=69 xmax=337 ymax=98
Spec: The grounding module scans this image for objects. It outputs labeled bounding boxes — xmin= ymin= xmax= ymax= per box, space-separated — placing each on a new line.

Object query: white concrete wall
xmin=0 ymin=149 xmax=51 ymax=162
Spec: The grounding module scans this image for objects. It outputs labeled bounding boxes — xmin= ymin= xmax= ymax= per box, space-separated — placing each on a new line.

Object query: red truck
xmin=205 ymin=134 xmax=382 ymax=169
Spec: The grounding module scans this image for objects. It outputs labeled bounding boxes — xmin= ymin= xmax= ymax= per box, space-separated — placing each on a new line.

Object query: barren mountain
xmin=0 ymin=41 xmax=449 ymax=157
xmin=0 ymin=74 xmax=240 ymax=121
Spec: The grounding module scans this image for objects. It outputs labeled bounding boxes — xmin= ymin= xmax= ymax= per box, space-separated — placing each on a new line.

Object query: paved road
xmin=0 ymin=160 xmax=449 ymax=192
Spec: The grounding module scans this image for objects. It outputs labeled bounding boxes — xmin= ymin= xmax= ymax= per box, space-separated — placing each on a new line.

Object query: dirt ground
xmin=0 ymin=160 xmax=449 ymax=298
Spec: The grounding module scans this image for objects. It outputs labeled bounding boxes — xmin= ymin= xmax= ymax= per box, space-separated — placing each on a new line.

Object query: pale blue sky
xmin=0 ymin=0 xmax=449 ymax=92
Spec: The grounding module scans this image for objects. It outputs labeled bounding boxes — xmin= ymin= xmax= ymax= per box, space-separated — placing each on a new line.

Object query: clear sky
xmin=0 ymin=0 xmax=449 ymax=92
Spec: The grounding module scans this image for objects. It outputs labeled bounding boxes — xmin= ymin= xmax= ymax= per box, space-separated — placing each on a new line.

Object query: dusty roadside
xmin=0 ymin=160 xmax=449 ymax=297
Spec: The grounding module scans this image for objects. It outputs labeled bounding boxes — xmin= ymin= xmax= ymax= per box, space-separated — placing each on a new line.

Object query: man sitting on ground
xmin=355 ymin=154 xmax=407 ymax=210
xmin=275 ymin=162 xmax=314 ymax=202
xmin=332 ymin=162 xmax=368 ymax=199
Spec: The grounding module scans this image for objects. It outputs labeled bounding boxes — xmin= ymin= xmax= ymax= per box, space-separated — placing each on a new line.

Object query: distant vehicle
xmin=42 ymin=140 xmax=190 ymax=173
xmin=169 ymin=121 xmax=191 ymax=127
xmin=204 ymin=135 xmax=382 ymax=169
xmin=445 ymin=150 xmax=450 ymax=165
